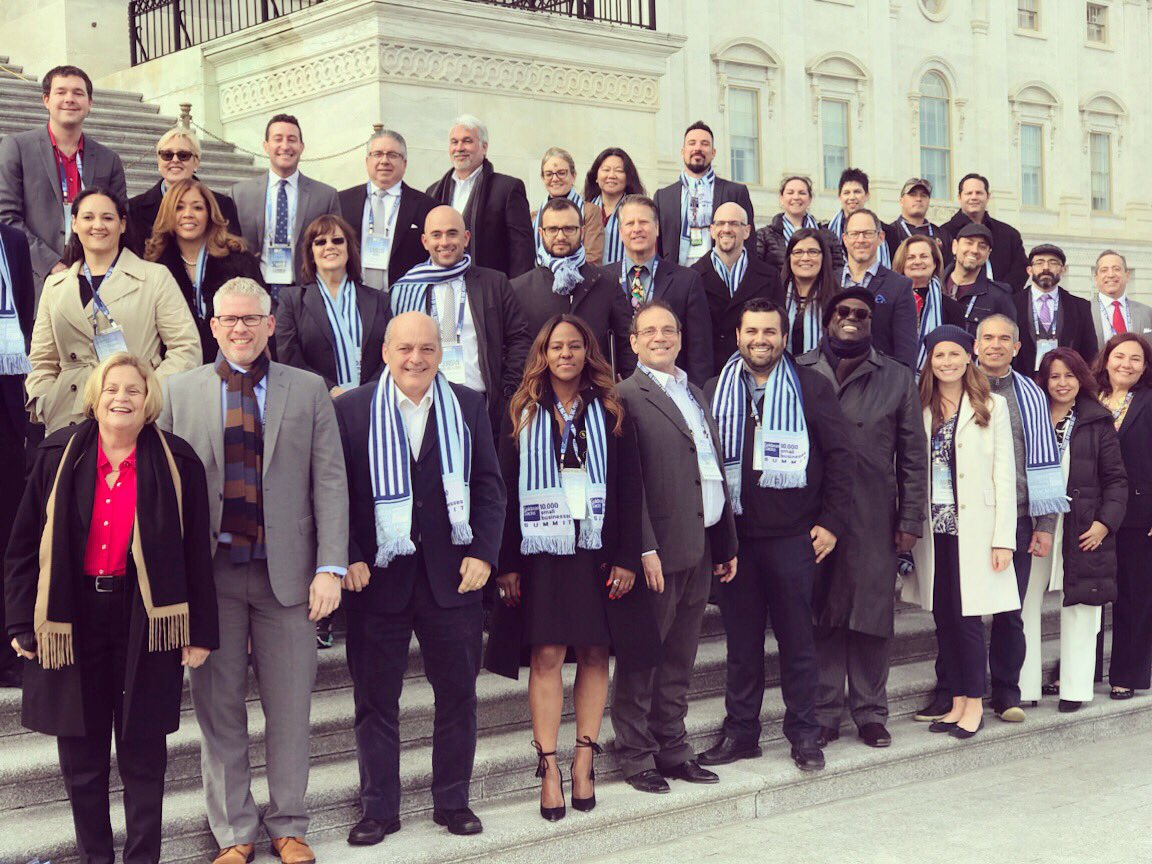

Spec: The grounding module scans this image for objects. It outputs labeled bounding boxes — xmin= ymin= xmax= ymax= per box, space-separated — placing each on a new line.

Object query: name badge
xmin=265 ymin=244 xmax=293 ymax=284
xmin=695 ymin=430 xmax=724 ymax=482
xmin=689 ymin=227 xmax=704 ymax=248
xmin=441 ymin=343 xmax=466 ymax=385
xmin=752 ymin=425 xmax=764 ymax=471
xmin=63 ymin=203 xmax=73 ymax=240
xmin=931 ymin=461 xmax=954 ymax=506
xmin=93 ymin=323 xmax=129 ymax=361
xmin=363 ymin=233 xmax=391 ymax=271
xmin=561 ymin=468 xmax=587 ymax=520
xmin=1035 ymin=338 xmax=1058 ymax=370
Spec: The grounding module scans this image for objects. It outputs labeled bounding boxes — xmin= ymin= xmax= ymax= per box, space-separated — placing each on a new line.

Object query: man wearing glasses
xmin=338 ymin=129 xmax=436 ymax=290
xmin=840 ymin=208 xmax=918 ymax=368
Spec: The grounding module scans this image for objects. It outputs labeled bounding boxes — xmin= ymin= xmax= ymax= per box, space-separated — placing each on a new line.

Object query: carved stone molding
xmin=219 ymin=44 xmax=378 ymax=119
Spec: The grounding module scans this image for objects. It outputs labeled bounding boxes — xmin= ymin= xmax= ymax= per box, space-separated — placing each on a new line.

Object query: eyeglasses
xmin=541 ymin=225 xmax=580 ymax=238
xmin=790 ymin=248 xmax=823 ymax=258
xmin=368 ymin=150 xmax=405 ymax=162
xmin=834 ymin=305 xmax=871 ymax=322
xmin=312 ymin=236 xmax=347 ymax=247
xmin=542 ymin=170 xmax=571 ymax=180
xmin=637 ymin=326 xmax=680 ymax=339
xmin=158 ymin=150 xmax=195 ymax=162
xmin=712 ymin=220 xmax=747 ymax=229
xmin=214 ymin=314 xmax=268 ymax=328
xmin=844 ymin=230 xmax=878 ymax=240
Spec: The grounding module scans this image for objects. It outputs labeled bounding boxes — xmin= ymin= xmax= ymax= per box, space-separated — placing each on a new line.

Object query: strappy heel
xmin=533 ymin=740 xmax=566 ymax=821
xmin=571 ymin=736 xmax=602 ymax=812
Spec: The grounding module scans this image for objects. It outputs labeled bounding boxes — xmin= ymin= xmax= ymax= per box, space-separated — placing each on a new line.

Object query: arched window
xmin=919 ymin=72 xmax=951 ymax=195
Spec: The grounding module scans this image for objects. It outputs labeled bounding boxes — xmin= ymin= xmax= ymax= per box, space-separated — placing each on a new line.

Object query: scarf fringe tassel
xmin=375 ymin=537 xmax=417 ymax=569
xmin=36 ymin=624 xmax=73 ymax=671
xmin=148 ymin=605 xmax=191 ymax=653
xmin=0 ymin=354 xmax=32 ymax=375
xmin=521 ymin=535 xmax=576 ymax=557
xmin=451 ymin=522 xmax=474 ymax=546
xmin=578 ymin=522 xmax=603 ymax=551
xmin=758 ymin=469 xmax=808 ymax=490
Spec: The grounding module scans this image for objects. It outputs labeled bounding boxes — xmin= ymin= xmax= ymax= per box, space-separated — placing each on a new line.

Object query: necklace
xmin=1105 ymin=390 xmax=1133 ymax=421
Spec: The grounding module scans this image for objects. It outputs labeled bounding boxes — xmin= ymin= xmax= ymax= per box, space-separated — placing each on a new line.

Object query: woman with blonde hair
xmin=532 ymin=147 xmax=605 ymax=264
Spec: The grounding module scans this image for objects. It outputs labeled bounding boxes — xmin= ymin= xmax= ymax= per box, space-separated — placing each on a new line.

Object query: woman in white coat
xmin=905 ymin=325 xmax=1018 ymax=739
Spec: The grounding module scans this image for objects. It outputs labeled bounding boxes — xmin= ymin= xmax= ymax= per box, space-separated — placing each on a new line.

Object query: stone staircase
xmin=0 ymin=591 xmax=1143 ymax=864
xmin=0 ymin=56 xmax=261 ymax=197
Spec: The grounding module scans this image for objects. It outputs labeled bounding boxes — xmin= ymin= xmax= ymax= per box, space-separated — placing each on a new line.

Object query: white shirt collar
xmin=453 ymin=165 xmax=483 ymax=186
xmin=640 ymin=363 xmax=687 ymax=389
xmin=1100 ymin=292 xmax=1127 ymax=307
xmin=369 ymin=179 xmax=402 ymax=197
xmin=269 ymin=169 xmax=300 ymax=189
xmin=397 ymin=388 xmax=434 ymax=411
xmin=1031 ymin=285 xmax=1058 ymax=302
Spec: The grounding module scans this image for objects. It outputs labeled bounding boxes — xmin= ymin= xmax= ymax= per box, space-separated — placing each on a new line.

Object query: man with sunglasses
xmin=795 ymin=288 xmax=927 ymax=750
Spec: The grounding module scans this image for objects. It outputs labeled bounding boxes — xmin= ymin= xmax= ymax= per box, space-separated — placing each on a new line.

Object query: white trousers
xmin=1021 ymin=555 xmax=1102 ymax=703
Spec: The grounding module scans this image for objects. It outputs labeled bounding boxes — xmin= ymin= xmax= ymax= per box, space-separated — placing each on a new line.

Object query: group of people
xmin=0 ymin=63 xmax=1150 ymax=864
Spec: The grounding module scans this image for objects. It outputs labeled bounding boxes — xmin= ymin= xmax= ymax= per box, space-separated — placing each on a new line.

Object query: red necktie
xmin=1112 ymin=301 xmax=1127 ymax=335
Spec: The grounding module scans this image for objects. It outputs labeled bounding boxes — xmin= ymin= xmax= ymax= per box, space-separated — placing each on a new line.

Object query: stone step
xmin=0 ymin=75 xmax=157 ymax=111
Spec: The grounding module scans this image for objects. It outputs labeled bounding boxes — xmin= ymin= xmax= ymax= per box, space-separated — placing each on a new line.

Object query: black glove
xmin=13 ymin=632 xmax=37 ymax=655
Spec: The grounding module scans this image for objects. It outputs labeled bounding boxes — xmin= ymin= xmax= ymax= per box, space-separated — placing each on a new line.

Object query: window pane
xmin=1087 ymin=3 xmax=1107 ymax=42
xmin=919 ymin=76 xmax=951 ymax=195
xmin=728 ymin=88 xmax=759 ymax=185
xmin=1090 ymin=132 xmax=1110 ymax=211
xmin=1020 ymin=123 xmax=1043 ymax=207
xmin=821 ymin=100 xmax=849 ymax=191
xmin=1018 ymin=0 xmax=1038 ymax=29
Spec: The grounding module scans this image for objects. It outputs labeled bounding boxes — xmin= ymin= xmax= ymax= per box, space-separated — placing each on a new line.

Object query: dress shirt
xmin=433 ymin=278 xmax=485 ymax=392
xmin=361 ymin=180 xmax=401 ymax=289
xmin=83 ymin=439 xmax=137 ymax=577
xmin=640 ymin=362 xmax=724 ymax=528
xmin=261 ymin=169 xmax=300 ymax=285
xmin=1030 ymin=286 xmax=1060 ymax=333
xmin=397 ymin=386 xmax=435 ymax=454
xmin=1099 ymin=293 xmax=1130 ymax=339
xmin=841 ymin=257 xmax=881 ymax=289
xmin=451 ymin=165 xmax=483 ymax=213
xmin=47 ymin=124 xmax=83 ymax=204
xmin=621 ymin=254 xmax=658 ymax=302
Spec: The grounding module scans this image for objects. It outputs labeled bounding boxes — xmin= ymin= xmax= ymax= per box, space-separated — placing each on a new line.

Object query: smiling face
xmin=383 ymin=312 xmax=442 ymax=399
xmin=449 ymin=125 xmax=487 ymax=176
xmin=976 ymin=317 xmax=1019 ymax=377
xmin=952 ymin=236 xmax=991 ymax=273
xmin=631 ymin=305 xmax=681 ymax=372
xmin=710 ymin=201 xmax=749 ymax=255
xmin=681 ymin=128 xmax=716 ymax=175
xmin=73 ymin=194 xmax=125 ymax=257
xmin=365 ymin=134 xmax=407 ymax=190
xmin=828 ymin=298 xmax=872 ymax=342
xmin=157 ymin=135 xmax=200 ymax=184
xmin=959 ymin=177 xmax=989 ymax=218
xmin=779 ymin=179 xmax=812 ymax=220
xmin=421 ymin=206 xmax=470 ymax=267
xmin=95 ymin=363 xmax=148 ymax=438
xmin=838 ymin=181 xmax=868 ymax=215
xmin=1107 ymin=340 xmax=1146 ymax=392
xmin=619 ymin=201 xmax=658 ymax=260
xmin=541 ymin=155 xmax=575 ymax=198
xmin=736 ymin=309 xmax=786 ymax=376
xmin=1045 ymin=359 xmax=1079 ymax=408
xmin=211 ymin=292 xmax=274 ymax=369
xmin=901 ymin=239 xmax=938 ymax=285
xmin=596 ymin=155 xmax=627 ymax=197
xmin=931 ymin=341 xmax=971 ymax=384
xmin=173 ymin=187 xmax=209 ymax=243
xmin=311 ymin=224 xmax=349 ymax=276
xmin=263 ymin=121 xmax=303 ymax=177
xmin=843 ymin=211 xmax=880 ymax=267
xmin=1094 ymin=254 xmax=1129 ymax=299
xmin=788 ymin=236 xmax=823 ymax=282
xmin=546 ymin=321 xmax=587 ymax=386
xmin=43 ymin=73 xmax=91 ymax=129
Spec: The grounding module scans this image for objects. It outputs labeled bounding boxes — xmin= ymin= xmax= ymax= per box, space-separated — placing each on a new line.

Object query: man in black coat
xmin=942 ymin=172 xmax=1028 ymax=292
xmin=425 ymin=115 xmax=534 ymax=279
xmin=510 ymin=197 xmax=633 ymax=373
xmin=942 ymin=221 xmax=1017 ymax=336
xmin=654 ymin=121 xmax=754 ymax=266
xmin=339 ymin=129 xmax=437 ymax=290
xmin=692 ymin=201 xmax=781 ymax=376
xmin=883 ymin=177 xmax=952 ymax=269
xmin=1012 ymin=243 xmax=1098 ymax=376
xmin=336 ymin=311 xmax=506 ymax=843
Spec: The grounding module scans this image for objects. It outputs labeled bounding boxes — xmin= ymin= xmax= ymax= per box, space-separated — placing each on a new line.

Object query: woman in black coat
xmin=1023 ymin=348 xmax=1127 ymax=711
xmin=484 ymin=313 xmax=657 ymax=821
xmin=5 ymin=353 xmax=217 ymax=864
xmin=144 ymin=178 xmax=263 ymax=363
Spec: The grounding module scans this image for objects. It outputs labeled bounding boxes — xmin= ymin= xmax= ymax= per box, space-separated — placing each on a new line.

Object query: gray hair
xmin=1095 ymin=249 xmax=1129 ymax=272
xmin=976 ymin=313 xmax=1019 ymax=342
xmin=450 ymin=114 xmax=489 ymax=146
xmin=367 ymin=129 xmax=407 ymax=159
xmin=213 ymin=277 xmax=271 ymax=316
xmin=540 ymin=146 xmax=575 ymax=175
xmin=156 ymin=126 xmax=201 ymax=158
xmin=384 ymin=311 xmax=442 ymax=347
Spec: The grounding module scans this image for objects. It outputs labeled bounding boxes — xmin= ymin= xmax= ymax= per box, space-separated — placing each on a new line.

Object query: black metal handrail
xmin=461 ymin=0 xmax=656 ymax=29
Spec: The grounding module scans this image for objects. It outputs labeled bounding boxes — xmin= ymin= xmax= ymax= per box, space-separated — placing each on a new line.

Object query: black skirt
xmin=521 ymin=548 xmax=611 ymax=648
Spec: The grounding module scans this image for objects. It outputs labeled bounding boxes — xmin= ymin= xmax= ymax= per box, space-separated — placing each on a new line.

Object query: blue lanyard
xmin=191 ymin=245 xmax=209 ymax=319
xmin=83 ymin=257 xmax=119 ymax=331
xmin=555 ymin=397 xmax=582 ymax=462
xmin=900 ymin=218 xmax=933 ymax=238
xmin=366 ymin=184 xmax=396 ymax=236
xmin=427 ymin=281 xmax=467 ymax=342
xmin=53 ymin=145 xmax=83 ymax=204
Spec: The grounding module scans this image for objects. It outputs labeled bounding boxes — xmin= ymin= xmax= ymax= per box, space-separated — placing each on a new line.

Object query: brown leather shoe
xmin=210 ymin=844 xmax=254 ymax=864
xmin=270 ymin=837 xmax=316 ymax=864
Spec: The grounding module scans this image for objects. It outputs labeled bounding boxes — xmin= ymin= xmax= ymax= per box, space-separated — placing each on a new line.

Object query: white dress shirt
xmin=451 ymin=165 xmax=483 ymax=213
xmin=261 ymin=169 xmax=300 ymax=285
xmin=433 ymin=278 xmax=485 ymax=392
xmin=1099 ymin=292 xmax=1130 ymax=339
xmin=1030 ymin=285 xmax=1060 ymax=332
xmin=397 ymin=387 xmax=435 ymax=455
xmin=361 ymin=181 xmax=401 ymax=289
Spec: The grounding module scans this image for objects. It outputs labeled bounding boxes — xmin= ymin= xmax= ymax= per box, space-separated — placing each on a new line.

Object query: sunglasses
xmin=312 ymin=236 xmax=347 ymax=247
xmin=834 ymin=305 xmax=871 ymax=322
xmin=158 ymin=150 xmax=195 ymax=162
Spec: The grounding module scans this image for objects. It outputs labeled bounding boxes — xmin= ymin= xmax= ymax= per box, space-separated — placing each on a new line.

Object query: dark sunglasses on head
xmin=158 ymin=149 xmax=195 ymax=162
xmin=834 ymin=305 xmax=871 ymax=322
xmin=312 ymin=236 xmax=347 ymax=247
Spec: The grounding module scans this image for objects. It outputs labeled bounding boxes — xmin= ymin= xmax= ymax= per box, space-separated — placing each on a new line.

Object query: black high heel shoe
xmin=533 ymin=740 xmax=565 ymax=821
xmin=571 ymin=736 xmax=603 ymax=812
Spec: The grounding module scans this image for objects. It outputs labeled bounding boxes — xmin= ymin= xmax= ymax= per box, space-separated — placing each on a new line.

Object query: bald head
xmin=383 ymin=311 xmax=442 ymax=400
xmin=422 ymin=205 xmax=471 ymax=267
xmin=710 ymin=201 xmax=751 ymax=257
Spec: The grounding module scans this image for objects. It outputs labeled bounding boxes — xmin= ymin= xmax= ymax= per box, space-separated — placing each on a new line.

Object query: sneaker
xmin=316 ymin=617 xmax=335 ymax=649
xmin=913 ymin=694 xmax=951 ymax=722
xmin=996 ymin=705 xmax=1026 ymax=722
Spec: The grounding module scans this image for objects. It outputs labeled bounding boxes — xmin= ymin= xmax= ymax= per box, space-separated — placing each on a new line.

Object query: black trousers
xmin=718 ymin=533 xmax=819 ymax=746
xmin=346 ymin=552 xmax=483 ymax=820
xmin=0 ymin=377 xmax=28 ymax=682
xmin=59 ymin=583 xmax=168 ymax=864
xmin=932 ymin=534 xmax=987 ymax=699
xmin=1110 ymin=527 xmax=1152 ymax=690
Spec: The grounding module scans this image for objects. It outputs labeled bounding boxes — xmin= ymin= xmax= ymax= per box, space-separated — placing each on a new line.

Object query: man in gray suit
xmin=1092 ymin=249 xmax=1152 ymax=349
xmin=611 ymin=300 xmax=738 ymax=794
xmin=231 ymin=114 xmax=340 ymax=300
xmin=158 ymin=277 xmax=348 ymax=864
xmin=0 ymin=65 xmax=126 ymax=294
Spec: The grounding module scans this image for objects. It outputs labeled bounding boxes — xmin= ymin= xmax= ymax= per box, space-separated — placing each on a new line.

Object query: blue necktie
xmin=274 ymin=179 xmax=289 ymax=245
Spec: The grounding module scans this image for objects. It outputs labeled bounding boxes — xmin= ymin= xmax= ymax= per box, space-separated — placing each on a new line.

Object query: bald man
xmin=692 ymin=202 xmax=782 ymax=375
xmin=390 ymin=206 xmax=531 ymax=436
xmin=335 ymin=311 xmax=507 ymax=842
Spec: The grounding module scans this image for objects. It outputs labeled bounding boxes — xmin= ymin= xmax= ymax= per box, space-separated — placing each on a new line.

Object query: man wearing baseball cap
xmin=1011 ymin=244 xmax=1098 ymax=375
xmin=884 ymin=178 xmax=953 ymax=269
xmin=941 ymin=221 xmax=1015 ymax=336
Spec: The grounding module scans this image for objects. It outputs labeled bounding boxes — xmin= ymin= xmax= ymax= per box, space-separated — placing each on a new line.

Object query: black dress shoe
xmin=815 ymin=726 xmax=839 ymax=748
xmin=928 ymin=719 xmax=958 ymax=733
xmin=570 ymin=736 xmax=601 ymax=812
xmin=790 ymin=744 xmax=825 ymax=772
xmin=432 ymin=807 xmax=483 ymax=835
xmin=1058 ymin=699 xmax=1082 ymax=713
xmin=698 ymin=736 xmax=761 ymax=766
xmin=1041 ymin=681 xmax=1060 ymax=696
xmin=347 ymin=817 xmax=400 ymax=846
xmin=1111 ymin=687 xmax=1135 ymax=700
xmin=532 ymin=741 xmax=565 ymax=822
xmin=625 ymin=769 xmax=670 ymax=794
xmin=857 ymin=723 xmax=891 ymax=748
xmin=659 ymin=759 xmax=719 ymax=784
xmin=913 ymin=695 xmax=952 ymax=722
xmin=950 ymin=718 xmax=984 ymax=740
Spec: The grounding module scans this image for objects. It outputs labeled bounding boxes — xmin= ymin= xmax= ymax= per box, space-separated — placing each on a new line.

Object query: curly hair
xmin=144 ymin=178 xmax=245 ymax=262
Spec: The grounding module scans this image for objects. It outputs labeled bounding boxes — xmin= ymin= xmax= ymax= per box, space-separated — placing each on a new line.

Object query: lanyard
xmin=642 ymin=366 xmax=709 ymax=436
xmin=366 ymin=184 xmax=397 ymax=236
xmin=427 ymin=280 xmax=468 ymax=342
xmin=191 ymin=245 xmax=209 ymax=319
xmin=900 ymin=218 xmax=933 ymax=239
xmin=555 ymin=397 xmax=583 ymax=463
xmin=50 ymin=134 xmax=83 ymax=204
xmin=83 ymin=259 xmax=119 ymax=332
xmin=1033 ymin=291 xmax=1059 ymax=336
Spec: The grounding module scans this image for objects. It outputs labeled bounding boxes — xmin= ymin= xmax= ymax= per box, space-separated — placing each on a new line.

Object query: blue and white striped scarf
xmin=0 ymin=239 xmax=30 ymax=375
xmin=680 ymin=167 xmax=715 ymax=238
xmin=786 ymin=284 xmax=822 ymax=355
xmin=315 ymin=277 xmax=362 ymax=390
xmin=533 ymin=189 xmax=584 ymax=264
xmin=591 ymin=194 xmax=624 ymax=265
xmin=538 ymin=244 xmax=586 ymax=297
xmin=711 ymin=352 xmax=808 ymax=513
xmin=1010 ymin=370 xmax=1071 ymax=516
xmin=517 ymin=398 xmax=607 ymax=555
xmin=390 ymin=254 xmax=472 ymax=316
xmin=828 ymin=210 xmax=891 ymax=267
xmin=780 ymin=212 xmax=818 ymax=243
xmin=710 ymin=248 xmax=747 ymax=297
xmin=369 ymin=370 xmax=473 ymax=566
xmin=915 ymin=276 xmax=944 ymax=379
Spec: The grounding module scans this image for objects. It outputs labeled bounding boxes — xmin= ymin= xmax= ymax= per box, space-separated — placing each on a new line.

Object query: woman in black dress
xmin=485 ymin=313 xmax=655 ymax=821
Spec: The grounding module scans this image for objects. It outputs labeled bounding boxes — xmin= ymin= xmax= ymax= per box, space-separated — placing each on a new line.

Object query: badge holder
xmin=363 ymin=233 xmax=392 ymax=271
xmin=266 ymin=243 xmax=294 ymax=284
xmin=441 ymin=343 xmax=466 ymax=385
xmin=561 ymin=468 xmax=587 ymax=520
xmin=1035 ymin=338 xmax=1058 ymax=370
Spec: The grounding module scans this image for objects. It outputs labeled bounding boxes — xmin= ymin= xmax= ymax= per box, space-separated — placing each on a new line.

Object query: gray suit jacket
xmin=617 ymin=369 xmax=738 ymax=574
xmin=0 ymin=127 xmax=126 ymax=291
xmin=157 ymin=362 xmax=349 ymax=607
xmin=1093 ymin=295 xmax=1152 ymax=349
xmin=230 ymin=172 xmax=341 ymax=284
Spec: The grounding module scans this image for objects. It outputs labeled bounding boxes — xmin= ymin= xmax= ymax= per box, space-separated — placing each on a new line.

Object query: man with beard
xmin=943 ymin=173 xmax=1029 ymax=291
xmin=654 ymin=122 xmax=754 ymax=266
xmin=942 ymin=221 xmax=1016 ymax=336
xmin=795 ymin=288 xmax=927 ymax=749
xmin=700 ymin=297 xmax=854 ymax=772
xmin=1012 ymin=244 xmax=1098 ymax=375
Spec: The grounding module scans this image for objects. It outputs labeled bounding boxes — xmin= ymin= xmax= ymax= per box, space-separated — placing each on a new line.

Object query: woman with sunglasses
xmin=583 ymin=147 xmax=646 ymax=266
xmin=144 ymin=178 xmax=263 ymax=363
xmin=780 ymin=227 xmax=837 ymax=356
xmin=754 ymin=175 xmax=843 ymax=278
xmin=128 ymin=127 xmax=242 ymax=252
xmin=532 ymin=148 xmax=604 ymax=265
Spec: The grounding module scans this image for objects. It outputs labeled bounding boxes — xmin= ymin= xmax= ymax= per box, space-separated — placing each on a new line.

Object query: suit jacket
xmin=633 ymin=257 xmax=713 ymax=387
xmin=275 ymin=279 xmax=391 ymax=390
xmin=942 ymin=266 xmax=1017 ymax=337
xmin=1012 ymin=287 xmax=1099 ymax=376
xmin=692 ymin=253 xmax=782 ymax=376
xmin=510 ymin=262 xmax=633 ymax=376
xmin=338 ymin=181 xmax=437 ymax=288
xmin=942 ymin=210 xmax=1028 ymax=292
xmin=1092 ymin=295 xmax=1152 ymax=350
xmin=427 ymin=159 xmax=535 ymax=279
xmin=1115 ymin=388 xmax=1152 ymax=530
xmin=617 ymin=369 xmax=738 ymax=573
xmin=157 ymin=361 xmax=349 ymax=606
xmin=230 ymin=171 xmax=341 ymax=285
xmin=0 ymin=127 xmax=127 ymax=292
xmin=127 ymin=178 xmax=242 ymax=255
xmin=334 ymin=380 xmax=505 ymax=611
xmin=26 ymin=248 xmax=202 ymax=433
xmin=0 ymin=224 xmax=34 ymax=436
xmin=842 ymin=264 xmax=918 ymax=369
xmin=654 ymin=176 xmax=755 ymax=262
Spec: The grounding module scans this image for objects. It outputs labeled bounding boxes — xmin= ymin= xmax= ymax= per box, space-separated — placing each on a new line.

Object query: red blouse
xmin=82 ymin=441 xmax=137 ymax=577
